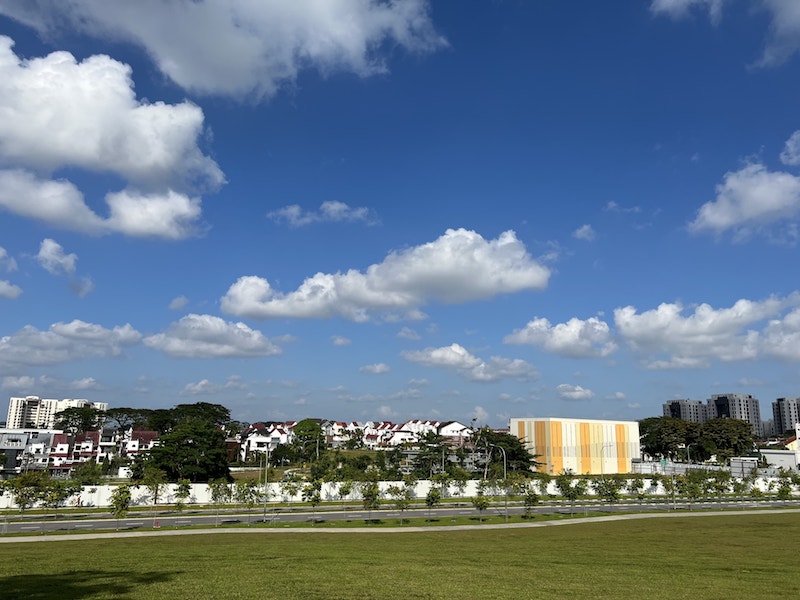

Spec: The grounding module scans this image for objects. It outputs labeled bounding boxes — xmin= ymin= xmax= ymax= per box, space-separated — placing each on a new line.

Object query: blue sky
xmin=2 ymin=0 xmax=800 ymax=428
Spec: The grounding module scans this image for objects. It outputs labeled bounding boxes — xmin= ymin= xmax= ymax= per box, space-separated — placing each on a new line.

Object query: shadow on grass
xmin=0 ymin=569 xmax=179 ymax=599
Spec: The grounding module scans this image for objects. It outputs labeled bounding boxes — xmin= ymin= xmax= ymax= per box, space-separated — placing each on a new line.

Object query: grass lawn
xmin=1 ymin=513 xmax=798 ymax=599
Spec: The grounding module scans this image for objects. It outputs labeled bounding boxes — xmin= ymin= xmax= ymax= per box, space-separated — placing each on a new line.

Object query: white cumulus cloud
xmin=688 ymin=163 xmax=800 ymax=240
xmin=556 ymin=383 xmax=594 ymax=401
xmin=0 ymin=320 xmax=141 ymax=369
xmin=402 ymin=343 xmax=538 ymax=383
xmin=169 ymin=295 xmax=189 ymax=311
xmin=0 ymin=37 xmax=222 ymax=238
xmin=36 ymin=238 xmax=77 ymax=275
xmin=505 ymin=316 xmax=617 ymax=358
xmin=331 ymin=336 xmax=352 ymax=347
xmin=0 ymin=246 xmax=17 ymax=272
xmin=572 ymin=224 xmax=596 ymax=241
xmin=143 ymin=314 xmax=281 ymax=358
xmin=614 ymin=295 xmax=797 ymax=368
xmin=0 ymin=280 xmax=22 ymax=299
xmin=0 ymin=0 xmax=446 ymax=100
xmin=221 ymin=228 xmax=550 ymax=321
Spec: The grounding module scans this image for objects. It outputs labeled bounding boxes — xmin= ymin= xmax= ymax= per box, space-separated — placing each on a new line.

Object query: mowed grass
xmin=1 ymin=513 xmax=798 ymax=600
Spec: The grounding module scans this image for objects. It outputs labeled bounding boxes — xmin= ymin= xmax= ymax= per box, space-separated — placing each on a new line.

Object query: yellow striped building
xmin=510 ymin=417 xmax=640 ymax=475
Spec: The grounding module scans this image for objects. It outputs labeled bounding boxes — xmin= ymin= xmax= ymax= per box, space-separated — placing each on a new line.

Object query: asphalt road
xmin=3 ymin=498 xmax=798 ymax=535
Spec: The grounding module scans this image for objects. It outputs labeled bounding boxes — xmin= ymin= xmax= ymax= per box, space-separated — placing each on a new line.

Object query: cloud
xmin=1 ymin=375 xmax=35 ymax=391
xmin=268 ymin=201 xmax=378 ymax=227
xmin=221 ymin=228 xmax=550 ymax=321
xmin=360 ymin=363 xmax=390 ymax=374
xmin=169 ymin=295 xmax=189 ymax=311
xmin=36 ymin=238 xmax=94 ymax=297
xmin=505 ymin=316 xmax=617 ymax=358
xmin=0 ymin=280 xmax=22 ymax=299
xmin=688 ymin=163 xmax=800 ymax=240
xmin=331 ymin=335 xmax=352 ymax=346
xmin=751 ymin=0 xmax=800 ymax=68
xmin=614 ymin=294 xmax=798 ymax=368
xmin=557 ymin=383 xmax=594 ymax=401
xmin=605 ymin=392 xmax=627 ymax=401
xmin=143 ymin=313 xmax=281 ymax=358
xmin=181 ymin=379 xmax=220 ymax=396
xmin=780 ymin=130 xmax=800 ymax=166
xmin=572 ymin=224 xmax=596 ymax=241
xmin=0 ymin=1 xmax=446 ymax=100
xmin=0 ymin=38 xmax=222 ymax=238
xmin=650 ymin=0 xmax=726 ymax=24
xmin=36 ymin=239 xmax=77 ymax=275
xmin=472 ymin=405 xmax=490 ymax=424
xmin=0 ymin=320 xmax=141 ymax=369
xmin=604 ymin=201 xmax=641 ymax=214
xmin=403 ymin=343 xmax=538 ymax=383
xmin=68 ymin=276 xmax=95 ymax=298
xmin=652 ymin=0 xmax=800 ymax=68
xmin=68 ymin=377 xmax=100 ymax=391
xmin=0 ymin=246 xmax=17 ymax=272
xmin=397 ymin=327 xmax=421 ymax=340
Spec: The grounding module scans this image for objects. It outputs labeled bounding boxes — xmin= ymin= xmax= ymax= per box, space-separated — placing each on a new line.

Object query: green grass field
xmin=1 ymin=513 xmax=798 ymax=599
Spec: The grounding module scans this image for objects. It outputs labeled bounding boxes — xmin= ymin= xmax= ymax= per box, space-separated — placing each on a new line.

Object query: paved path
xmin=2 ymin=508 xmax=798 ymax=544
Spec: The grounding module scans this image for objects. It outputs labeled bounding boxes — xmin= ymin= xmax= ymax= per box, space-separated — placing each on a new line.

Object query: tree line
xmin=638 ymin=416 xmax=755 ymax=464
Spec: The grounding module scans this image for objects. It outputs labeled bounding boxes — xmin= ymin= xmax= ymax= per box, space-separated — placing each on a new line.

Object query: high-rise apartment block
xmin=706 ymin=394 xmax=762 ymax=437
xmin=663 ymin=394 xmax=764 ymax=437
xmin=662 ymin=399 xmax=709 ymax=423
xmin=772 ymin=397 xmax=800 ymax=436
xmin=6 ymin=396 xmax=108 ymax=429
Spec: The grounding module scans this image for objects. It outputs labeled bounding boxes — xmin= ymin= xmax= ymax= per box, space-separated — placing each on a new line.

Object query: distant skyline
xmin=2 ymin=2 xmax=800 ymax=427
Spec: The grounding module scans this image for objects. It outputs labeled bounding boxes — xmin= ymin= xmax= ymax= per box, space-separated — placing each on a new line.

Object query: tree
xmin=54 ymin=407 xmax=104 ymax=434
xmin=592 ymin=475 xmax=625 ymax=504
xmin=105 ymin=408 xmax=149 ymax=432
xmin=338 ymin=480 xmax=353 ymax=516
xmin=145 ymin=418 xmax=230 ymax=482
xmin=425 ymin=487 xmax=441 ymax=522
xmin=523 ymin=485 xmax=540 ymax=518
xmin=280 ymin=477 xmax=302 ymax=509
xmin=472 ymin=492 xmax=490 ymax=523
xmin=638 ymin=417 xmax=688 ymax=460
xmin=174 ymin=478 xmax=192 ymax=515
xmin=110 ymin=484 xmax=132 ymax=529
xmin=172 ymin=402 xmax=231 ymax=428
xmin=208 ymin=478 xmax=232 ymax=526
xmin=626 ymin=477 xmax=646 ymax=503
xmin=698 ymin=419 xmax=754 ymax=464
xmin=142 ymin=465 xmax=167 ymax=507
xmin=472 ymin=427 xmax=540 ymax=476
xmin=234 ymin=479 xmax=259 ymax=524
xmin=387 ymin=484 xmax=412 ymax=525
xmin=554 ymin=470 xmax=587 ymax=515
xmin=9 ymin=470 xmax=49 ymax=513
xmin=70 ymin=460 xmax=103 ymax=485
xmin=42 ymin=478 xmax=81 ymax=518
xmin=302 ymin=480 xmax=323 ymax=522
xmin=293 ymin=419 xmax=325 ymax=462
xmin=360 ymin=480 xmax=381 ymax=523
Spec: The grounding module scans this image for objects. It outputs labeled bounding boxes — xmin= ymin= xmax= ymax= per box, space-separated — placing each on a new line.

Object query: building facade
xmin=707 ymin=394 xmax=762 ymax=437
xmin=772 ymin=397 xmax=800 ymax=436
xmin=6 ymin=396 xmax=108 ymax=429
xmin=509 ymin=417 xmax=640 ymax=475
xmin=662 ymin=399 xmax=709 ymax=423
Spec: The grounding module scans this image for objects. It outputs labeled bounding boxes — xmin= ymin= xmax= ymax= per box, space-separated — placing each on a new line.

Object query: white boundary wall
xmin=0 ymin=477 xmax=795 ymax=510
